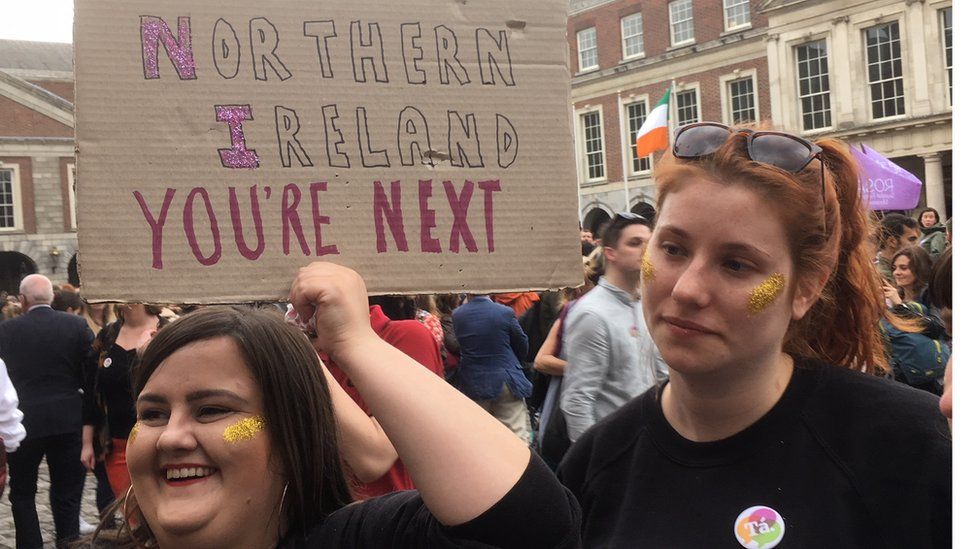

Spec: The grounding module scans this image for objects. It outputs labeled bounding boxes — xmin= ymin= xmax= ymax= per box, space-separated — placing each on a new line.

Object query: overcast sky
xmin=2 ymin=1 xmax=74 ymax=43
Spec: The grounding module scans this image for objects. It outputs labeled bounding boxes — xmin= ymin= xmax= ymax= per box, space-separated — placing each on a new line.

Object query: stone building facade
xmin=0 ymin=40 xmax=78 ymax=294
xmin=569 ymin=0 xmax=952 ymax=233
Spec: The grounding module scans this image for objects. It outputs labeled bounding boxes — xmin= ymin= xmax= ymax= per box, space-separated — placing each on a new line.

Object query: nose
xmin=156 ymin=411 xmax=199 ymax=454
xmin=670 ymin=258 xmax=711 ymax=309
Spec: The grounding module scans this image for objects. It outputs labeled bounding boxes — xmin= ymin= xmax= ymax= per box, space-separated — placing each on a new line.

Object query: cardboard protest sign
xmin=75 ymin=0 xmax=580 ymax=302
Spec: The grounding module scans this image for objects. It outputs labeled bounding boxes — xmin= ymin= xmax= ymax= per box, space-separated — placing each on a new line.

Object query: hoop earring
xmin=276 ymin=482 xmax=290 ymax=538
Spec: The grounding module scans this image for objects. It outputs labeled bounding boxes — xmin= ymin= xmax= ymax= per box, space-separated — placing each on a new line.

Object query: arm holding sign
xmin=290 ymin=263 xmax=576 ymax=530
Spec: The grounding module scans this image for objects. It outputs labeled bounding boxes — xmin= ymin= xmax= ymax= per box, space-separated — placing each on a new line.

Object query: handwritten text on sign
xmin=136 ymin=15 xmax=522 ymax=268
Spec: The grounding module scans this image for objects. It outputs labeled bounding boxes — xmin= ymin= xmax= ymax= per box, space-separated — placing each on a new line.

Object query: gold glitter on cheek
xmin=641 ymin=249 xmax=656 ymax=281
xmin=127 ymin=422 xmax=140 ymax=445
xmin=222 ymin=416 xmax=265 ymax=444
xmin=748 ymin=273 xmax=786 ymax=315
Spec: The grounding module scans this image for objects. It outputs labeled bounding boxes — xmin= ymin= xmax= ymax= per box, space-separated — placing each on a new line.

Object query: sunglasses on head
xmin=672 ymin=122 xmax=825 ymax=201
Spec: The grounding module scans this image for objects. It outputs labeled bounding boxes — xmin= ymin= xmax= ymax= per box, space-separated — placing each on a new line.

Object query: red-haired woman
xmin=558 ymin=123 xmax=950 ymax=547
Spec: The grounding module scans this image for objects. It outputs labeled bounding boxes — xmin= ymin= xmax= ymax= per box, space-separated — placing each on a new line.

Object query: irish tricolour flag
xmin=636 ymin=87 xmax=671 ymax=158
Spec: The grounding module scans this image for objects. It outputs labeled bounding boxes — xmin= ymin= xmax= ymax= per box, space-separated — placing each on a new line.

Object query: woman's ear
xmin=791 ymin=271 xmax=828 ymax=321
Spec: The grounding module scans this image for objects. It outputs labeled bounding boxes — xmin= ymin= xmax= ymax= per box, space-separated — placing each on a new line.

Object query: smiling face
xmin=128 ymin=336 xmax=284 ymax=548
xmin=892 ymin=254 xmax=917 ymax=290
xmin=643 ymin=178 xmax=820 ymax=376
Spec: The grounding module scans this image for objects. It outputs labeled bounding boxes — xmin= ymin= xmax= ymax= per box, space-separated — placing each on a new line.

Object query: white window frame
xmin=863 ymin=20 xmax=906 ymax=121
xmin=577 ymin=27 xmax=599 ymax=73
xmin=795 ymin=38 xmax=833 ymax=132
xmin=674 ymin=83 xmax=702 ymax=130
xmin=940 ymin=7 xmax=952 ymax=106
xmin=576 ymin=106 xmax=607 ymax=184
xmin=624 ymin=97 xmax=652 ymax=176
xmin=0 ymin=162 xmax=24 ymax=233
xmin=620 ymin=13 xmax=645 ymax=61
xmin=669 ymin=0 xmax=695 ymax=47
xmin=67 ymin=163 xmax=77 ymax=230
xmin=719 ymin=69 xmax=760 ymax=125
xmin=723 ymin=0 xmax=751 ymax=32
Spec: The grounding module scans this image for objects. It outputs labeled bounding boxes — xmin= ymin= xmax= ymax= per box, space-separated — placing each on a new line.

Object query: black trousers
xmin=7 ymin=432 xmax=85 ymax=549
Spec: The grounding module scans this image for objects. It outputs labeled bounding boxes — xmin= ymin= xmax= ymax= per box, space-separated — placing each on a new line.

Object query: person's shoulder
xmin=798 ymin=358 xmax=948 ymax=457
xmin=558 ymin=389 xmax=653 ymax=490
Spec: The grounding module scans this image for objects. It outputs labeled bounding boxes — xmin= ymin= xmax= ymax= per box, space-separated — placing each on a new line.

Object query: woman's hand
xmin=289 ymin=262 xmax=376 ymax=358
xmin=883 ymin=280 xmax=902 ymax=306
xmin=80 ymin=441 xmax=95 ymax=471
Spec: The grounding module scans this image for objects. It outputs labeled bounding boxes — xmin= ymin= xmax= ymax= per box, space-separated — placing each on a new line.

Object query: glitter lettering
xmin=141 ymin=16 xmax=197 ymax=80
xmin=641 ymin=249 xmax=655 ymax=281
xmin=215 ymin=105 xmax=261 ymax=169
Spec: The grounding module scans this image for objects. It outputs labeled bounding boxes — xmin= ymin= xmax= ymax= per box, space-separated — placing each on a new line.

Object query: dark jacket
xmin=0 ymin=305 xmax=94 ymax=439
xmin=453 ymin=296 xmax=532 ymax=400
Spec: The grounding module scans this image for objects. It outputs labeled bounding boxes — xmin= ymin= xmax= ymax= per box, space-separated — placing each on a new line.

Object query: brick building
xmin=570 ymin=0 xmax=952 ymax=233
xmin=0 ymin=40 xmax=77 ymax=294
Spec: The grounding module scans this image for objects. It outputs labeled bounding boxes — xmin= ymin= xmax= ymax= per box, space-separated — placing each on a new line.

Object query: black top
xmin=91 ymin=343 xmax=138 ymax=439
xmin=558 ymin=358 xmax=951 ymax=548
xmin=280 ymin=453 xmax=581 ymax=548
xmin=0 ymin=306 xmax=94 ymax=439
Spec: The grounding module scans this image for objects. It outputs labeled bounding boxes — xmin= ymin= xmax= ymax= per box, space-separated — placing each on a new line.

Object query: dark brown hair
xmin=892 ymin=246 xmax=933 ymax=301
xmin=654 ymin=130 xmax=891 ymax=373
xmin=96 ymin=306 xmax=352 ymax=546
xmin=928 ymin=247 xmax=952 ymax=310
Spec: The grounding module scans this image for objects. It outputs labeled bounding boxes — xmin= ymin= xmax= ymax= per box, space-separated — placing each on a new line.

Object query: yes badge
xmin=734 ymin=506 xmax=785 ymax=549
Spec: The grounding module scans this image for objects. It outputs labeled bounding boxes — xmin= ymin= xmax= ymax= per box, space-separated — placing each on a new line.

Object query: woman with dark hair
xmin=917 ymin=207 xmax=947 ymax=257
xmin=886 ymin=245 xmax=934 ymax=307
xmin=81 ymin=304 xmax=167 ymax=497
xmin=94 ymin=265 xmax=579 ymax=548
xmin=558 ymin=123 xmax=949 ymax=547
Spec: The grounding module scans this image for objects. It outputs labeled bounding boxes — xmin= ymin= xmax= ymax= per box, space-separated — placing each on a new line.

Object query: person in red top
xmin=321 ymin=298 xmax=443 ymax=499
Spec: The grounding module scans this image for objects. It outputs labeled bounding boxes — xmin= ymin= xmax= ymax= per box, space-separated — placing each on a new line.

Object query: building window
xmin=626 ymin=101 xmax=651 ymax=174
xmin=723 ymin=0 xmax=751 ymax=31
xmin=669 ymin=1 xmax=695 ymax=46
xmin=728 ymin=77 xmax=756 ymax=124
xmin=676 ymin=89 xmax=700 ymax=127
xmin=581 ymin=111 xmax=605 ymax=180
xmin=941 ymin=8 xmax=952 ymax=105
xmin=621 ymin=13 xmax=644 ymax=59
xmin=67 ymin=163 xmax=77 ymax=230
xmin=865 ymin=22 xmax=905 ymax=119
xmin=577 ymin=27 xmax=598 ymax=72
xmin=0 ymin=166 xmax=22 ymax=231
xmin=796 ymin=39 xmax=832 ymax=131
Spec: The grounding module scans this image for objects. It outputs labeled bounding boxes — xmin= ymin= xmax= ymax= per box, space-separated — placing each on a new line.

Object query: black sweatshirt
xmin=558 ymin=358 xmax=951 ymax=548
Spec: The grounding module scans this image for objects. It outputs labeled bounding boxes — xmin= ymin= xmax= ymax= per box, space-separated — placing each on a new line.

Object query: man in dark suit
xmin=0 ymin=274 xmax=93 ymax=548
xmin=452 ymin=295 xmax=532 ymax=443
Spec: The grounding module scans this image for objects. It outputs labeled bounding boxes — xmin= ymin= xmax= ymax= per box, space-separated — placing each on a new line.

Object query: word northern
xmin=142 ymin=15 xmax=517 ymax=87
xmin=133 ymin=179 xmax=501 ymax=269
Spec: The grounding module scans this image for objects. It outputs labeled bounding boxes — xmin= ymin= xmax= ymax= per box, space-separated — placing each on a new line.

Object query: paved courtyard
xmin=0 ymin=460 xmax=102 ymax=548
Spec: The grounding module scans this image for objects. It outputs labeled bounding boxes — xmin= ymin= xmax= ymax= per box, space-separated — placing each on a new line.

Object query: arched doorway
xmin=0 ymin=252 xmax=37 ymax=296
xmin=630 ymin=202 xmax=657 ymax=225
xmin=68 ymin=253 xmax=80 ymax=287
xmin=582 ymin=207 xmax=611 ymax=239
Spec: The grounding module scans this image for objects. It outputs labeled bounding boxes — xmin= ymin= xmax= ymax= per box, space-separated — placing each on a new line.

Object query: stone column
xmin=921 ymin=152 xmax=946 ymax=216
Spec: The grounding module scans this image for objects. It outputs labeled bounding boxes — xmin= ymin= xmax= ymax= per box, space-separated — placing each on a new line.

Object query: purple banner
xmin=850 ymin=143 xmax=922 ymax=211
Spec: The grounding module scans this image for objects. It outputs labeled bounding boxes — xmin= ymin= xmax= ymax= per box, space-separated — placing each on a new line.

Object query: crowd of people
xmin=0 ymin=121 xmax=952 ymax=548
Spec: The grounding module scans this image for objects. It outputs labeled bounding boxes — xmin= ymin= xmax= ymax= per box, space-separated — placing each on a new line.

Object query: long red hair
xmin=654 ymin=130 xmax=889 ymax=373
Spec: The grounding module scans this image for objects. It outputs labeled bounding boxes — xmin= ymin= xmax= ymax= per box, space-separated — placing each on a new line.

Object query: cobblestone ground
xmin=0 ymin=460 xmax=102 ymax=548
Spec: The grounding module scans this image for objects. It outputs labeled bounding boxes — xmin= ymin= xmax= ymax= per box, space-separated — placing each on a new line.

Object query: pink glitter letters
xmin=215 ymin=105 xmax=261 ymax=169
xmin=141 ymin=16 xmax=197 ymax=80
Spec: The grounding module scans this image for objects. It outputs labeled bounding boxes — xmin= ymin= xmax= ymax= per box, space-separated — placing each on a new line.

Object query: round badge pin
xmin=102 ymin=357 xmax=112 ymax=368
xmin=733 ymin=505 xmax=785 ymax=549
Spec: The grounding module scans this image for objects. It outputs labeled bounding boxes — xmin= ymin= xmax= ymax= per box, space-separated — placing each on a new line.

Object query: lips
xmin=661 ymin=315 xmax=718 ymax=336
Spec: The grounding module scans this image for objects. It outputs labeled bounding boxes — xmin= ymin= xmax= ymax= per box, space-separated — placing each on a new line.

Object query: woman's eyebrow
xmin=185 ymin=389 xmax=249 ymax=405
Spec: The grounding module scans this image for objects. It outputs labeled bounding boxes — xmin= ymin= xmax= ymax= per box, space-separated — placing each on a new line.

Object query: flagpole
xmin=617 ymin=90 xmax=631 ymax=210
